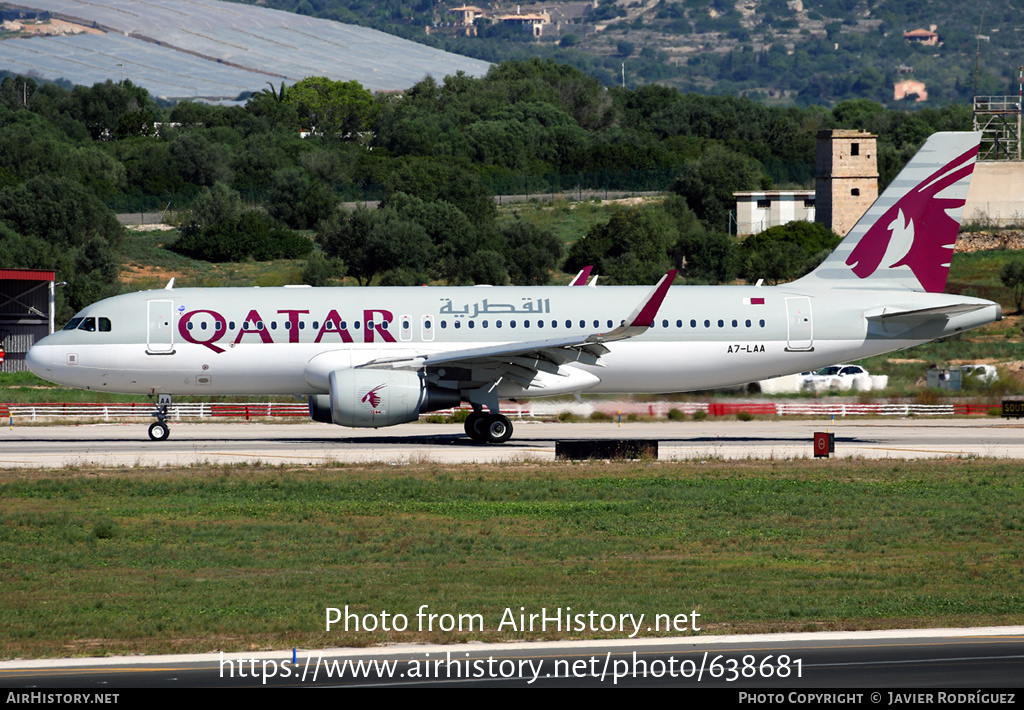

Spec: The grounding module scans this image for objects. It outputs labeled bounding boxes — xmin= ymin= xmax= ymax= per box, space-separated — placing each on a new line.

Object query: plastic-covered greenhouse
xmin=0 ymin=0 xmax=490 ymax=100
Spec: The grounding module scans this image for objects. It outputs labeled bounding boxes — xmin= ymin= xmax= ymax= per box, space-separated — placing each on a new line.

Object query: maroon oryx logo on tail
xmin=846 ymin=144 xmax=978 ymax=293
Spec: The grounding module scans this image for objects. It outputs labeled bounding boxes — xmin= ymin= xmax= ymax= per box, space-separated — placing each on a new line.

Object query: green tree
xmin=266 ymin=167 xmax=336 ymax=230
xmin=170 ymin=132 xmax=232 ymax=188
xmin=284 ymin=77 xmax=379 ymax=137
xmin=739 ymin=221 xmax=840 ymax=285
xmin=565 ymin=206 xmax=675 ymax=284
xmin=671 ymin=145 xmax=764 ymax=232
xmin=316 ymin=206 xmax=432 ymax=285
xmin=1000 ymin=260 xmax=1024 ymax=314
xmin=171 ymin=211 xmax=311 ymax=262
xmin=301 ymin=250 xmax=344 ymax=287
xmin=0 ymin=176 xmax=124 ymax=318
xmin=382 ymin=192 xmax=486 ymax=284
xmin=499 ymin=219 xmax=563 ymax=285
xmin=68 ymin=80 xmax=155 ymax=141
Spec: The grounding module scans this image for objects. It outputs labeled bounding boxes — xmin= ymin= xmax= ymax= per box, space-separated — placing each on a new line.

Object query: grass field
xmin=2 ymin=459 xmax=1022 ymax=659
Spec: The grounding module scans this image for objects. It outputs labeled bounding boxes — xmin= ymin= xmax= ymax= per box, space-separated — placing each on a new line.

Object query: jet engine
xmin=308 ymin=369 xmax=460 ymax=428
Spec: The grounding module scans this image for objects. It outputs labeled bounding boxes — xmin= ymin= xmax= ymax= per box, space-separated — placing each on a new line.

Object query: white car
xmin=960 ymin=364 xmax=997 ymax=384
xmin=802 ymin=364 xmax=870 ymax=392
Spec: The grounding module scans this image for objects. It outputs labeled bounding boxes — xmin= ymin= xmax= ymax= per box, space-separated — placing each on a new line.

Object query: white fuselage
xmin=26 ymin=283 xmax=1000 ymax=398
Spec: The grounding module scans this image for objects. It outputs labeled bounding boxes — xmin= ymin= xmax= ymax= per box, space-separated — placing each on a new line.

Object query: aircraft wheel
xmin=484 ymin=414 xmax=513 ymax=444
xmin=148 ymin=422 xmax=170 ymax=441
xmin=464 ymin=412 xmax=488 ymax=441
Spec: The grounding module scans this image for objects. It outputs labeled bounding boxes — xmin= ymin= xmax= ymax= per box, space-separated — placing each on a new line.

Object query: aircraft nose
xmin=26 ymin=340 xmax=52 ymax=379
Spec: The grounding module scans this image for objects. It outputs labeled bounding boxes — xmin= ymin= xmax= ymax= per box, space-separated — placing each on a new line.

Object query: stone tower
xmin=815 ymin=130 xmax=878 ymax=237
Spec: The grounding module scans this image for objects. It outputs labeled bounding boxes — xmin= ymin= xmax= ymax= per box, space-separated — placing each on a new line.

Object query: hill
xmin=230 ymin=0 xmax=1024 ymax=106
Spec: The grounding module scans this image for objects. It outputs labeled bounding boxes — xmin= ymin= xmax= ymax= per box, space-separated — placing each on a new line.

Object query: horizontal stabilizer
xmin=865 ymin=302 xmax=995 ymax=323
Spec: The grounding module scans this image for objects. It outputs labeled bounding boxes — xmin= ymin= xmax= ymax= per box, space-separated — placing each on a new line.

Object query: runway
xmin=2 ymin=418 xmax=1022 ymax=467
xmin=2 ymin=627 xmax=1022 ymax=688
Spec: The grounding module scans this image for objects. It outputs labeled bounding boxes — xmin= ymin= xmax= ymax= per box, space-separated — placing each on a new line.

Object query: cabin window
xmin=746 ymin=319 xmax=751 ymax=327
xmin=524 ymin=320 xmax=530 ymax=328
xmin=690 ymin=319 xmax=696 ymax=328
xmin=468 ymin=321 xmax=475 ymax=329
xmin=510 ymin=320 xmax=516 ymax=328
xmin=662 ymin=319 xmax=668 ymax=328
xmin=496 ymin=320 xmax=502 ymax=328
xmin=704 ymin=319 xmax=711 ymax=328
xmin=537 ymin=320 xmax=544 ymax=328
xmin=760 ymin=319 xmax=766 ymax=327
xmin=732 ymin=319 xmax=738 ymax=327
xmin=454 ymin=321 xmax=461 ymax=329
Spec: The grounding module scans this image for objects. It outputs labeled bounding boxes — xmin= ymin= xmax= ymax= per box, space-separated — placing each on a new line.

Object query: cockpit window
xmin=62 ymin=318 xmax=84 ymax=331
xmin=99 ymin=317 xmax=111 ymax=332
xmin=78 ymin=317 xmax=96 ymax=332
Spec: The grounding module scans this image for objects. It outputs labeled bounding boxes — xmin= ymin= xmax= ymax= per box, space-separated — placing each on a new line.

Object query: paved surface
xmin=2 ymin=418 xmax=1022 ymax=468
xmin=2 ymin=627 xmax=1022 ymax=688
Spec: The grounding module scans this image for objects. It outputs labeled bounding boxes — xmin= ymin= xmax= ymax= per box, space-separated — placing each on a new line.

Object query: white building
xmin=733 ymin=191 xmax=815 ymax=236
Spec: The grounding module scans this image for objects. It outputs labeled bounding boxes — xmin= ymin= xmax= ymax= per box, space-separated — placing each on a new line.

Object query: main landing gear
xmin=464 ymin=410 xmax=513 ymax=444
xmin=148 ymin=393 xmax=172 ymax=441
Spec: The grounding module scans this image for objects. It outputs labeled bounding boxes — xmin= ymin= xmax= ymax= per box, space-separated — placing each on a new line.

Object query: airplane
xmin=26 ymin=131 xmax=1001 ymax=444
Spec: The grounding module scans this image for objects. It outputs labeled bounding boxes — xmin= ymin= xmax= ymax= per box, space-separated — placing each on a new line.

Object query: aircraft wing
xmin=358 ymin=271 xmax=677 ymax=381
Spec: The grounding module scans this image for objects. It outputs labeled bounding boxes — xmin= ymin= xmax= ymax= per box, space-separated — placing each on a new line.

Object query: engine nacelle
xmin=309 ymin=369 xmax=460 ymax=428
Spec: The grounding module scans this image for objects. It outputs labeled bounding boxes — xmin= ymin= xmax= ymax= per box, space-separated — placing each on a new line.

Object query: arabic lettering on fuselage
xmin=438 ymin=298 xmax=550 ymax=317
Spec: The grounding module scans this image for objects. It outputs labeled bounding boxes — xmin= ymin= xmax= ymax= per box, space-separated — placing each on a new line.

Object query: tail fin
xmin=794 ymin=131 xmax=981 ymax=293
